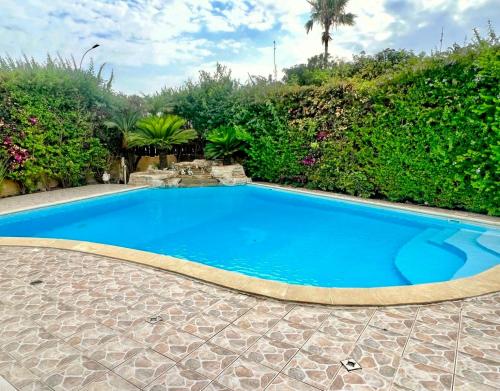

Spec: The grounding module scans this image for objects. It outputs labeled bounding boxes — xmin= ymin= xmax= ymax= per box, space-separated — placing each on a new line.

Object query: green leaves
xmin=125 ymin=114 xmax=197 ymax=152
xmin=204 ymin=126 xmax=251 ymax=163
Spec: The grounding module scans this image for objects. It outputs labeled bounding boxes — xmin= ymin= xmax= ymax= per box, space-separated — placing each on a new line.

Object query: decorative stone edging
xmin=0 ymin=238 xmax=498 ymax=306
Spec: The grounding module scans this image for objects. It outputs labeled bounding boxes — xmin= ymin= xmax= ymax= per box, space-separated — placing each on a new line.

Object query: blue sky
xmin=1 ymin=0 xmax=498 ymax=94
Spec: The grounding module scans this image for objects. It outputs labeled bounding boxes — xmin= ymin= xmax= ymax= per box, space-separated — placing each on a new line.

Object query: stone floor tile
xmin=453 ymin=375 xmax=499 ymax=391
xmin=416 ymin=307 xmax=460 ymax=329
xmin=205 ymin=299 xmax=252 ymax=322
xmin=152 ymin=329 xmax=205 ymax=361
xmin=211 ymin=324 xmax=260 ymax=354
xmin=411 ymin=322 xmax=458 ymax=349
xmin=145 ymin=364 xmax=211 ymax=391
xmin=20 ymin=340 xmax=81 ymax=377
xmin=159 ymin=303 xmax=200 ymax=324
xmin=19 ymin=380 xmax=54 ymax=391
xmin=252 ymin=299 xmax=295 ymax=317
xmin=369 ymin=309 xmax=415 ymax=336
xmin=393 ymin=359 xmax=453 ymax=391
xmin=461 ymin=303 xmax=500 ymax=324
xmin=350 ymin=344 xmax=401 ymax=380
xmin=233 ymin=309 xmax=282 ymax=334
xmin=181 ymin=313 xmax=229 ymax=339
xmin=284 ymin=350 xmax=340 ymax=390
xmin=244 ymin=336 xmax=298 ymax=371
xmin=284 ymin=306 xmax=332 ymax=329
xmin=30 ymin=302 xmax=76 ymax=324
xmin=458 ymin=333 xmax=500 ymax=363
xmin=0 ymin=315 xmax=40 ymax=344
xmin=100 ymin=307 xmax=148 ymax=332
xmin=88 ymin=335 xmax=143 ymax=369
xmin=125 ymin=321 xmax=173 ymax=346
xmin=455 ymin=352 xmax=500 ymax=388
xmin=302 ymin=332 xmax=355 ymax=361
xmin=319 ymin=315 xmax=366 ymax=341
xmin=180 ymin=291 xmax=220 ymax=309
xmin=41 ymin=355 xmax=108 ymax=391
xmin=330 ymin=367 xmax=393 ymax=390
xmin=265 ymin=320 xmax=316 ymax=348
xmin=329 ymin=308 xmax=375 ymax=324
xmin=114 ymin=348 xmax=175 ymax=388
xmin=2 ymin=328 xmax=59 ymax=360
xmin=180 ymin=342 xmax=238 ymax=380
xmin=130 ymin=294 xmax=175 ymax=314
xmin=266 ymin=373 xmax=319 ymax=391
xmin=0 ymin=361 xmax=39 ymax=389
xmin=403 ymin=338 xmax=455 ymax=373
xmin=202 ymin=381 xmax=232 ymax=391
xmin=80 ymin=371 xmax=140 ymax=390
xmin=65 ymin=322 xmax=117 ymax=352
xmin=42 ymin=312 xmax=96 ymax=339
xmin=461 ymin=316 xmax=500 ymax=340
xmin=216 ymin=357 xmax=278 ymax=391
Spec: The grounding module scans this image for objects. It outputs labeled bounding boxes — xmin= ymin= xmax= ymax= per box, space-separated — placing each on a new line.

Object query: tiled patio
xmin=0 ymin=246 xmax=499 ymax=390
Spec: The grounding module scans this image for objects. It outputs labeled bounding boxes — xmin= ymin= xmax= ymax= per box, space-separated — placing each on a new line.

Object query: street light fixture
xmin=79 ymin=44 xmax=100 ymax=70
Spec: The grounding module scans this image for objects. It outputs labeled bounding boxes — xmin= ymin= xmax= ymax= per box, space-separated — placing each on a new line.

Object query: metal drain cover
xmin=29 ymin=280 xmax=43 ymax=285
xmin=146 ymin=315 xmax=163 ymax=324
xmin=341 ymin=359 xmax=361 ymax=372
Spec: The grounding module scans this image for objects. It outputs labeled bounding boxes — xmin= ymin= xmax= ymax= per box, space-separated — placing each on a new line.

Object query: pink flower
xmin=28 ymin=117 xmax=38 ymax=125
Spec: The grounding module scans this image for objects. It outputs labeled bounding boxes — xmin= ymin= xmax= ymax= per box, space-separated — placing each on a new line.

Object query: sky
xmin=1 ymin=0 xmax=498 ymax=94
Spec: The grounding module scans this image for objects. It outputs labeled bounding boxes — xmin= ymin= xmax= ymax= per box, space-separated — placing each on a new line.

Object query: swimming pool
xmin=0 ymin=185 xmax=498 ymax=288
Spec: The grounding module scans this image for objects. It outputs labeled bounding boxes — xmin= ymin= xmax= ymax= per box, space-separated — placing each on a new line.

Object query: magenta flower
xmin=28 ymin=117 xmax=38 ymax=125
xmin=301 ymin=155 xmax=317 ymax=166
xmin=316 ymin=131 xmax=329 ymax=141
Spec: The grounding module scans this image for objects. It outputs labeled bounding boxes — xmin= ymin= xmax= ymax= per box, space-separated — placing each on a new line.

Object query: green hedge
xmin=0 ymin=60 xmax=120 ymax=192
xmin=234 ymin=43 xmax=499 ymax=215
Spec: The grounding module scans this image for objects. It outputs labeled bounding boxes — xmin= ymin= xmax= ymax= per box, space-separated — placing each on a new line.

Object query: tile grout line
xmin=451 ymin=305 xmax=463 ymax=391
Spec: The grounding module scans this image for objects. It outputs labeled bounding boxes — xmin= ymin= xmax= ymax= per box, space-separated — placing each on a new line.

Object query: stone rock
xmin=128 ymin=160 xmax=250 ymax=187
xmin=211 ymin=164 xmax=251 ymax=185
xmin=136 ymin=155 xmax=177 ymax=172
xmin=0 ymin=179 xmax=21 ymax=197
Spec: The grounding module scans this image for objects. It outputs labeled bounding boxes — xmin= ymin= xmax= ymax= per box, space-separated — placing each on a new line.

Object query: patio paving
xmin=0 ymin=246 xmax=499 ymax=390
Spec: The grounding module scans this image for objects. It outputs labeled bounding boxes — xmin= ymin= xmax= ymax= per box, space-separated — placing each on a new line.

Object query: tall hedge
xmin=234 ymin=43 xmax=500 ymax=215
xmin=0 ymin=61 xmax=120 ymax=192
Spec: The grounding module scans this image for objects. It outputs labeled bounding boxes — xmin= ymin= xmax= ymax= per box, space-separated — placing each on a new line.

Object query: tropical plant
xmin=305 ymin=0 xmax=356 ymax=67
xmin=204 ymin=126 xmax=252 ymax=164
xmin=104 ymin=110 xmax=141 ymax=148
xmin=126 ymin=115 xmax=197 ymax=169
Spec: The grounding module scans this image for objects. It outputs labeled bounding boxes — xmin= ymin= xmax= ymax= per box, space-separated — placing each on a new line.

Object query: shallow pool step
xmin=445 ymin=230 xmax=499 ymax=279
xmin=476 ymin=231 xmax=500 ymax=256
xmin=394 ymin=228 xmax=465 ymax=285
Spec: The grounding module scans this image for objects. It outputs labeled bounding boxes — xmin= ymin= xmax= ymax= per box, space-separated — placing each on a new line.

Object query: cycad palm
xmin=126 ymin=115 xmax=197 ymax=169
xmin=305 ymin=0 xmax=356 ymax=67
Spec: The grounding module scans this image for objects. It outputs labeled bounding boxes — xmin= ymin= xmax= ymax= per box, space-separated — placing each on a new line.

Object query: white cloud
xmin=0 ymin=0 xmax=497 ymax=93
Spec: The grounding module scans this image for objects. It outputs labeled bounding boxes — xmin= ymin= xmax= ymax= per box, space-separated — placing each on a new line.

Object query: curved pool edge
xmin=1 ymin=237 xmax=498 ymax=306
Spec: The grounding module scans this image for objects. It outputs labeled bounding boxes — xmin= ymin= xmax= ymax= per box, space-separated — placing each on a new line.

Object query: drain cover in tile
xmin=341 ymin=358 xmax=361 ymax=372
xmin=146 ymin=315 xmax=163 ymax=324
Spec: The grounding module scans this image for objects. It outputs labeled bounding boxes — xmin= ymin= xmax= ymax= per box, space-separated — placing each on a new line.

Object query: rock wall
xmin=128 ymin=160 xmax=251 ymax=188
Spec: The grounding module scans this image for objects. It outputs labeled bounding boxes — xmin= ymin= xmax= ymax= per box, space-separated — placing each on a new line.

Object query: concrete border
xmin=0 ymin=238 xmax=498 ymax=306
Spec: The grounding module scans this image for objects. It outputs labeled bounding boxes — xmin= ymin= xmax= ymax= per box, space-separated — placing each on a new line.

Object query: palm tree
xmin=305 ymin=0 xmax=356 ymax=67
xmin=104 ymin=110 xmax=141 ymax=149
xmin=126 ymin=115 xmax=197 ymax=169
xmin=204 ymin=126 xmax=252 ymax=165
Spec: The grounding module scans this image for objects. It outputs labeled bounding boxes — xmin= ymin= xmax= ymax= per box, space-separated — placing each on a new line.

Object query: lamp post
xmin=79 ymin=44 xmax=100 ymax=69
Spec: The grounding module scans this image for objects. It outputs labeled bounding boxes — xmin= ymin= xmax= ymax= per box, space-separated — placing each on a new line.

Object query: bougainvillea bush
xmin=0 ymin=57 xmax=120 ymax=192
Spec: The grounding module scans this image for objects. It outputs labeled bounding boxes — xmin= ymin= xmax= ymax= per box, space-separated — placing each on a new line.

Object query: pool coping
xmin=0 ymin=238 xmax=498 ymax=306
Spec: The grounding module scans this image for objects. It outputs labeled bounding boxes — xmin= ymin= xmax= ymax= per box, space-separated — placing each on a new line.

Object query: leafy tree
xmin=204 ymin=126 xmax=252 ymax=164
xmin=126 ymin=115 xmax=197 ymax=169
xmin=305 ymin=0 xmax=356 ymax=67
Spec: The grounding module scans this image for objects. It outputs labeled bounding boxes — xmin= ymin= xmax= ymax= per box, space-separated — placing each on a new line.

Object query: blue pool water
xmin=0 ymin=186 xmax=499 ymax=288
